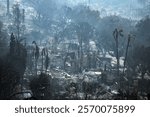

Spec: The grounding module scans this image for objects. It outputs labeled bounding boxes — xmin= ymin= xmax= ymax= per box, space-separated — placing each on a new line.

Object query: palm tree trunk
xmin=123 ymin=38 xmax=130 ymax=74
xmin=42 ymin=55 xmax=43 ymax=71
xmin=116 ymin=38 xmax=119 ymax=77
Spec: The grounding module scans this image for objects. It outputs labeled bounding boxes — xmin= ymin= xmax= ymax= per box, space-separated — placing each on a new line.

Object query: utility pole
xmin=22 ymin=9 xmax=25 ymax=23
xmin=16 ymin=5 xmax=20 ymax=40
xmin=7 ymin=0 xmax=10 ymax=15
xmin=88 ymin=0 xmax=91 ymax=6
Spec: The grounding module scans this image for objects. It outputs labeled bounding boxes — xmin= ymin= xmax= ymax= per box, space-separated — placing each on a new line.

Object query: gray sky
xmin=11 ymin=0 xmax=150 ymax=19
xmin=63 ymin=0 xmax=147 ymax=19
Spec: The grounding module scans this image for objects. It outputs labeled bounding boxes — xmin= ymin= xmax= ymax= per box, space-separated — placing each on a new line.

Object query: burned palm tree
xmin=32 ymin=41 xmax=39 ymax=75
xmin=45 ymin=51 xmax=49 ymax=73
xmin=76 ymin=22 xmax=94 ymax=72
xmin=41 ymin=48 xmax=46 ymax=71
xmin=123 ymin=34 xmax=135 ymax=74
xmin=41 ymin=47 xmax=49 ymax=72
xmin=113 ymin=28 xmax=123 ymax=90
xmin=113 ymin=28 xmax=123 ymax=76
